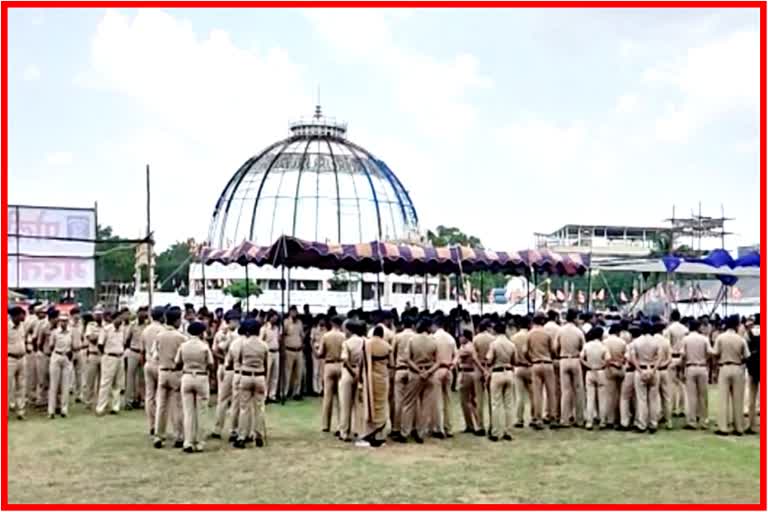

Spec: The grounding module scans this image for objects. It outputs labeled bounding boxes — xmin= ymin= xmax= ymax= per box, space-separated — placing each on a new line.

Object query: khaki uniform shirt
xmin=283 ymin=318 xmax=304 ymax=349
xmin=473 ymin=331 xmax=494 ymax=363
xmin=239 ymin=335 xmax=269 ymax=373
xmin=434 ymin=329 xmax=456 ymax=367
xmin=37 ymin=321 xmax=55 ymax=355
xmin=85 ymin=322 xmax=105 ymax=354
xmin=713 ymin=330 xmax=750 ymax=365
xmin=654 ymin=334 xmax=672 ymax=369
xmin=368 ymin=324 xmax=395 ymax=345
xmin=155 ymin=326 xmax=186 ymax=370
xmin=664 ymin=321 xmax=689 ymax=355
xmin=8 ymin=321 xmax=26 ymax=356
xmin=630 ymin=335 xmax=660 ymax=368
xmin=620 ymin=330 xmax=632 ymax=344
xmin=260 ymin=324 xmax=280 ymax=352
xmin=407 ymin=333 xmax=437 ymax=368
xmin=457 ymin=343 xmax=478 ymax=369
xmin=51 ymin=328 xmax=73 ymax=354
xmin=175 ymin=335 xmax=213 ymax=372
xmin=544 ymin=321 xmax=560 ymax=341
xmin=227 ymin=336 xmax=245 ymax=371
xmin=487 ymin=334 xmax=516 ymax=369
xmin=24 ymin=316 xmax=39 ymax=349
xmin=557 ymin=323 xmax=584 ymax=358
xmin=99 ymin=324 xmax=126 ymax=356
xmin=341 ymin=335 xmax=365 ymax=369
xmin=319 ymin=329 xmax=345 ymax=362
xmin=126 ymin=321 xmax=146 ymax=351
xmin=141 ymin=321 xmax=165 ymax=364
xmin=70 ymin=320 xmax=84 ymax=352
xmin=393 ymin=328 xmax=415 ymax=368
xmin=527 ymin=327 xmax=555 ymax=363
xmin=681 ymin=332 xmax=712 ymax=366
xmin=581 ymin=340 xmax=609 ymax=370
xmin=602 ymin=335 xmax=626 ymax=367
xmin=509 ymin=329 xmax=531 ymax=366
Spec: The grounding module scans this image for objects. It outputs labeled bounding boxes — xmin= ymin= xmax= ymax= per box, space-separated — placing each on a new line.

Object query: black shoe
xmin=210 ymin=432 xmax=222 ymax=439
xmin=233 ymin=439 xmax=246 ymax=449
xmin=543 ymin=418 xmax=551 ymax=425
xmin=632 ymin=427 xmax=646 ymax=434
xmin=228 ymin=433 xmax=238 ymax=443
xmin=245 ymin=435 xmax=254 ymax=444
xmin=530 ymin=423 xmax=544 ymax=431
xmin=293 ymin=396 xmax=303 ymax=401
xmin=153 ymin=440 xmax=163 ymax=449
xmin=658 ymin=417 xmax=667 ymax=425
xmin=59 ymin=412 xmax=67 ymax=418
xmin=48 ymin=414 xmax=55 ymax=420
xmin=255 ymin=438 xmax=264 ymax=447
xmin=412 ymin=434 xmax=424 ymax=444
xmin=648 ymin=428 xmax=657 ymax=435
xmin=150 ymin=428 xmax=155 ymax=437
xmin=585 ymin=425 xmax=594 ymax=431
xmin=431 ymin=432 xmax=445 ymax=439
xmin=714 ymin=430 xmax=730 ymax=436
xmin=514 ymin=422 xmax=524 ymax=429
xmin=75 ymin=398 xmax=82 ymax=404
xmin=502 ymin=434 xmax=513 ymax=441
xmin=549 ymin=423 xmax=560 ymax=430
xmin=343 ymin=437 xmax=352 ymax=443
xmin=174 ymin=440 xmax=184 ymax=448
xmin=733 ymin=431 xmax=744 ymax=437
xmin=488 ymin=435 xmax=499 ymax=442
xmin=55 ymin=408 xmax=61 ymax=415
xmin=109 ymin=410 xmax=118 ymax=415
xmin=462 ymin=428 xmax=474 ymax=434
xmin=745 ymin=428 xmax=757 ymax=435
xmin=392 ymin=433 xmax=407 ymax=443
xmin=321 ymin=428 xmax=330 ymax=433
xmin=683 ymin=424 xmax=696 ymax=431
xmin=183 ymin=446 xmax=194 ymax=454
xmin=446 ymin=432 xmax=454 ymax=438
xmin=334 ymin=431 xmax=340 ymax=438
xmin=474 ymin=428 xmax=486 ymax=436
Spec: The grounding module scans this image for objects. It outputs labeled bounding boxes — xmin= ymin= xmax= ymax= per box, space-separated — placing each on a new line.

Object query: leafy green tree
xmin=223 ymin=280 xmax=263 ymax=299
xmin=95 ymin=225 xmax=136 ymax=283
xmin=155 ymin=241 xmax=193 ymax=292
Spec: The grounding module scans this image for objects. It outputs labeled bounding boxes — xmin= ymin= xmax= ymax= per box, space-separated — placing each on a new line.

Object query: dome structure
xmin=208 ymin=107 xmax=420 ymax=249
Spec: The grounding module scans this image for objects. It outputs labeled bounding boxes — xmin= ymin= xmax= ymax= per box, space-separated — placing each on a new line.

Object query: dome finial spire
xmin=314 ymin=84 xmax=322 ymax=119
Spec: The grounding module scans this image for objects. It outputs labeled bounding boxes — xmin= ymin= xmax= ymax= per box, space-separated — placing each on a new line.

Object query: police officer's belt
xmin=8 ymin=353 xmax=24 ymax=359
xmin=532 ymin=360 xmax=552 ymax=365
xmin=74 ymin=346 xmax=87 ymax=352
xmin=658 ymin=365 xmax=669 ymax=370
xmin=459 ymin=366 xmax=475 ymax=372
xmin=686 ymin=363 xmax=707 ymax=367
xmin=240 ymin=370 xmax=265 ymax=377
xmin=325 ymin=358 xmax=341 ymax=364
xmin=183 ymin=370 xmax=207 ymax=376
xmin=269 ymin=349 xmax=279 ymax=353
xmin=411 ymin=364 xmax=432 ymax=371
xmin=560 ymin=355 xmax=579 ymax=359
xmin=438 ymin=363 xmax=451 ymax=369
xmin=638 ymin=365 xmax=653 ymax=370
xmin=395 ymin=365 xmax=408 ymax=371
xmin=87 ymin=351 xmax=100 ymax=356
xmin=54 ymin=350 xmax=69 ymax=356
xmin=160 ymin=367 xmax=177 ymax=372
xmin=128 ymin=347 xmax=142 ymax=353
xmin=491 ymin=366 xmax=513 ymax=372
xmin=672 ymin=353 xmax=682 ymax=357
xmin=372 ymin=354 xmax=389 ymax=361
xmin=106 ymin=352 xmax=123 ymax=358
xmin=515 ymin=363 xmax=531 ymax=368
xmin=285 ymin=347 xmax=303 ymax=352
xmin=719 ymin=362 xmax=743 ymax=366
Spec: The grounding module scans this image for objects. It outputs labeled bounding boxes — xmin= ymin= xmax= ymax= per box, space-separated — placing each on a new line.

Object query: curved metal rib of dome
xmin=207 ymin=110 xmax=420 ymax=249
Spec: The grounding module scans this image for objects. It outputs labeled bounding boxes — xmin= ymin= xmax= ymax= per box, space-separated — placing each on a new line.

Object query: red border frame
xmin=1 ymin=1 xmax=765 ymax=509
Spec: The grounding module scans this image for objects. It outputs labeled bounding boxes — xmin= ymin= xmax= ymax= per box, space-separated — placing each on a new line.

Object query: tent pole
xmin=245 ymin=265 xmax=250 ymax=312
xmin=532 ymin=272 xmax=538 ymax=312
xmin=586 ymin=266 xmax=593 ymax=312
xmin=480 ymin=273 xmax=484 ymax=315
xmin=526 ymin=271 xmax=531 ymax=314
xmin=280 ymin=264 xmax=286 ymax=405
xmin=201 ymin=257 xmax=207 ymax=308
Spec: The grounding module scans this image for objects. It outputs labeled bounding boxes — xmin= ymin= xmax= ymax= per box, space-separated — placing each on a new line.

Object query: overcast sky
xmin=7 ymin=7 xmax=761 ymax=252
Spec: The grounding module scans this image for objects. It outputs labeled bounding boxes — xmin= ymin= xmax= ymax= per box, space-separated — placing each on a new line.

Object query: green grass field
xmin=7 ymin=388 xmax=760 ymax=505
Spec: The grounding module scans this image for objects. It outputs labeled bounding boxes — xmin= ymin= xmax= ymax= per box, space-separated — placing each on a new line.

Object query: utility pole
xmin=146 ymin=164 xmax=154 ymax=308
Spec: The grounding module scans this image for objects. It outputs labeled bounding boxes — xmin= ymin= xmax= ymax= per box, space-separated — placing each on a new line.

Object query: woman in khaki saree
xmin=358 ymin=325 xmax=393 ymax=447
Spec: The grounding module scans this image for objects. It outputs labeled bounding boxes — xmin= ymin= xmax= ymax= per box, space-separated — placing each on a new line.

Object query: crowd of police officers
xmin=7 ymin=301 xmax=761 ymax=452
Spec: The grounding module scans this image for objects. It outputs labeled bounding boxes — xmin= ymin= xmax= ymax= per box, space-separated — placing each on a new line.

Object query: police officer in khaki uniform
xmin=629 ymin=323 xmax=661 ymax=433
xmin=712 ymin=315 xmax=751 ymax=436
xmin=543 ymin=310 xmax=562 ymax=424
xmin=96 ymin=312 xmax=126 ymax=416
xmin=510 ymin=316 xmax=532 ymax=428
xmin=390 ymin=316 xmax=415 ymax=440
xmin=528 ymin=314 xmax=558 ymax=430
xmin=8 ymin=306 xmax=27 ymax=420
xmin=619 ymin=326 xmax=641 ymax=431
xmin=319 ymin=316 xmax=345 ymax=434
xmin=580 ymin=327 xmax=610 ymax=430
xmin=36 ymin=308 xmax=58 ymax=407
xmin=69 ymin=308 xmax=86 ymax=403
xmin=83 ymin=308 xmax=105 ymax=409
xmin=453 ymin=329 xmax=484 ymax=434
xmin=431 ymin=317 xmax=457 ymax=438
xmin=154 ymin=307 xmax=185 ymax=448
xmin=556 ymin=309 xmax=585 ymax=427
xmin=176 ymin=321 xmax=214 ymax=453
xmin=680 ymin=318 xmax=712 ymax=430
xmin=602 ymin=324 xmax=627 ymax=428
xmin=486 ymin=321 xmax=517 ymax=442
xmin=400 ymin=319 xmax=439 ymax=444
xmin=283 ymin=306 xmax=305 ymax=399
xmin=472 ymin=320 xmax=494 ymax=436
xmin=124 ymin=306 xmax=149 ymax=409
xmin=211 ymin=311 xmax=239 ymax=439
xmin=260 ymin=312 xmax=280 ymax=402
xmin=234 ymin=319 xmax=270 ymax=448
xmin=339 ymin=320 xmax=365 ymax=442
xmin=142 ymin=306 xmax=166 ymax=436
xmin=48 ymin=312 xmax=74 ymax=418
xmin=23 ymin=305 xmax=44 ymax=405
xmin=664 ymin=310 xmax=689 ymax=418
xmin=652 ymin=322 xmax=673 ymax=428
xmin=226 ymin=324 xmax=247 ymax=444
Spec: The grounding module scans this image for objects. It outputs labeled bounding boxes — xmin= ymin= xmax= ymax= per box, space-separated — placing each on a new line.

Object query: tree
xmin=155 ymin=240 xmax=194 ymax=293
xmin=95 ymin=225 xmax=136 ymax=283
xmin=223 ymin=280 xmax=263 ymax=299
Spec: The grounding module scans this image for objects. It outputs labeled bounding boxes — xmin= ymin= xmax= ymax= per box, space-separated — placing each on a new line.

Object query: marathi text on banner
xmin=7 ymin=257 xmax=95 ymax=289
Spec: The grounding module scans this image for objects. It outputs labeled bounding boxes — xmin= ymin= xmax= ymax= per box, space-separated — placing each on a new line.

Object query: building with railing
xmin=534 ymin=224 xmax=668 ymax=257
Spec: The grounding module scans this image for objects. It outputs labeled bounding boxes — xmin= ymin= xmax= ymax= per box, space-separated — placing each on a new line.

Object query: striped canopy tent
xmin=199 ymin=235 xmax=591 ymax=277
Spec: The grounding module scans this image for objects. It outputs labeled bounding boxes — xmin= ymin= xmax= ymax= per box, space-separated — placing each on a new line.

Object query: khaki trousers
xmin=72 ymin=350 xmax=86 ymax=401
xmin=458 ymin=369 xmax=478 ymax=431
xmin=48 ymin=352 xmax=72 ymax=416
xmin=96 ymin=354 xmax=124 ymax=415
xmin=620 ymin=370 xmax=636 ymax=428
xmin=84 ymin=353 xmax=101 ymax=408
xmin=8 ymin=356 xmax=27 ymax=417
xmin=559 ymin=358 xmax=585 ymax=425
xmin=490 ymin=370 xmax=514 ymax=438
xmin=144 ymin=362 xmax=159 ymax=432
xmin=634 ymin=369 xmax=660 ymax=430
xmin=338 ymin=368 xmax=358 ymax=440
xmin=284 ymin=349 xmax=302 ymax=398
xmin=155 ymin=370 xmax=183 ymax=442
xmin=747 ymin=375 xmax=759 ymax=431
xmin=181 ymin=373 xmax=210 ymax=450
xmin=237 ymin=374 xmax=266 ymax=440
xmin=313 ymin=354 xmax=324 ymax=395
xmin=36 ymin=353 xmax=51 ymax=406
xmin=514 ymin=366 xmax=532 ymax=425
xmin=604 ymin=366 xmax=624 ymax=426
xmin=433 ymin=367 xmax=453 ymax=435
xmin=213 ymin=370 xmax=234 ymax=435
xmin=25 ymin=352 xmax=38 ymax=404
xmin=685 ymin=366 xmax=708 ymax=427
xmin=531 ymin=362 xmax=556 ymax=424
xmin=718 ymin=364 xmax=746 ymax=433
xmin=670 ymin=356 xmax=687 ymax=415
xmin=585 ymin=369 xmax=607 ymax=428
xmin=658 ymin=368 xmax=672 ymax=425
xmin=401 ymin=369 xmax=437 ymax=438
xmin=125 ymin=350 xmax=143 ymax=405
xmin=229 ymin=373 xmax=244 ymax=435
xmin=392 ymin=369 xmax=410 ymax=433
xmin=268 ymin=351 xmax=280 ymax=400
xmin=321 ymin=363 xmax=342 ymax=431
xmin=473 ymin=367 xmax=489 ymax=430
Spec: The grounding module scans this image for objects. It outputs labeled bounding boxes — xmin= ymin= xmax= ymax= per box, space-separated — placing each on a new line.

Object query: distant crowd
xmin=7 ymin=301 xmax=760 ymax=452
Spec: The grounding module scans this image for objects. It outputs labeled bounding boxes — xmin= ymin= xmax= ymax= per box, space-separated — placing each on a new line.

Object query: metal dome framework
xmin=208 ymin=107 xmax=419 ymax=249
